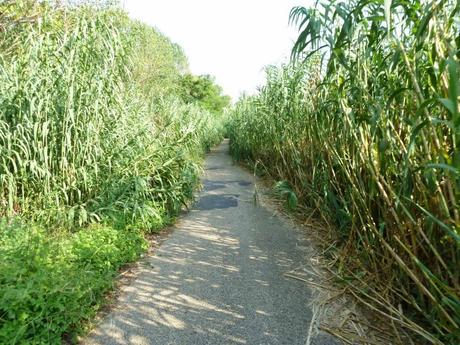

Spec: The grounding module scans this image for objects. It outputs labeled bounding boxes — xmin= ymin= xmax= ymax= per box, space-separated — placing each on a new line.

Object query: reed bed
xmin=227 ymin=1 xmax=459 ymax=343
xmin=0 ymin=1 xmax=223 ymax=343
xmin=0 ymin=1 xmax=222 ymax=228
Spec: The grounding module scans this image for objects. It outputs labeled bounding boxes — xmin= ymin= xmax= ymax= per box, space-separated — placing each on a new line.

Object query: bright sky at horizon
xmin=123 ymin=0 xmax=313 ymax=101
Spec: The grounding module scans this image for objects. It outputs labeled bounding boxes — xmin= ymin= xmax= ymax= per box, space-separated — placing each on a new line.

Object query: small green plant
xmin=273 ymin=180 xmax=298 ymax=211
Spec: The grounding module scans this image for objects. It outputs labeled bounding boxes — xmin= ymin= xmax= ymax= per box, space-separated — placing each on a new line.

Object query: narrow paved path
xmin=84 ymin=140 xmax=337 ymax=345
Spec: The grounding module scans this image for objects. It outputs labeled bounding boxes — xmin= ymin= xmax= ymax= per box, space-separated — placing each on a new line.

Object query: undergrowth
xmin=0 ymin=221 xmax=147 ymax=344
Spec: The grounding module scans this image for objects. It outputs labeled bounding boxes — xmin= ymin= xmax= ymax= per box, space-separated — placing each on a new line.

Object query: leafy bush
xmin=0 ymin=221 xmax=147 ymax=344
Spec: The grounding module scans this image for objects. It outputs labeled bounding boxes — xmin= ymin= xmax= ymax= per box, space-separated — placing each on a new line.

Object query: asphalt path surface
xmin=84 ymin=140 xmax=339 ymax=345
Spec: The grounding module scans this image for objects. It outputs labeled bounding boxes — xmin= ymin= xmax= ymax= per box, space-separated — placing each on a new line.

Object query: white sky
xmin=123 ymin=0 xmax=312 ymax=100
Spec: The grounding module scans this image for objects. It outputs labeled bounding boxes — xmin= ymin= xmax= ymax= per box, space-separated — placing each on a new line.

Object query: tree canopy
xmin=179 ymin=74 xmax=231 ymax=115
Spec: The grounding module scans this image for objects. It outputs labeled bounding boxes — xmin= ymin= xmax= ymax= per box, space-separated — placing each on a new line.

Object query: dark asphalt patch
xmin=203 ymin=180 xmax=227 ymax=191
xmin=195 ymin=194 xmax=239 ymax=210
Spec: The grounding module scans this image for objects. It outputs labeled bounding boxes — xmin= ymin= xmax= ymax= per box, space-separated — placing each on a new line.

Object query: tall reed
xmin=0 ymin=1 xmax=224 ymax=342
xmin=227 ymin=0 xmax=459 ymax=343
xmin=0 ymin=0 xmax=223 ymax=229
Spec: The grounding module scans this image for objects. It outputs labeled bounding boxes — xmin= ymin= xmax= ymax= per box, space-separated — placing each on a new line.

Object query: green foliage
xmin=273 ymin=180 xmax=298 ymax=211
xmin=0 ymin=1 xmax=223 ymax=227
xmin=0 ymin=221 xmax=147 ymax=344
xmin=0 ymin=1 xmax=224 ymax=343
xmin=227 ymin=1 xmax=459 ymax=343
xmin=129 ymin=20 xmax=189 ymax=96
xmin=179 ymin=74 xmax=231 ymax=115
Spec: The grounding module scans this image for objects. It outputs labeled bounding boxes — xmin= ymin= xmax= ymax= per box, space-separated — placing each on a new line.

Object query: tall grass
xmin=227 ymin=0 xmax=459 ymax=343
xmin=0 ymin=1 xmax=223 ymax=342
xmin=0 ymin=0 xmax=222 ymax=228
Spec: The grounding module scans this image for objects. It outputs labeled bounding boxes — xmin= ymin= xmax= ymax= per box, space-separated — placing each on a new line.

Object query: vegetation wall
xmin=0 ymin=1 xmax=225 ymax=343
xmin=227 ymin=1 xmax=459 ymax=343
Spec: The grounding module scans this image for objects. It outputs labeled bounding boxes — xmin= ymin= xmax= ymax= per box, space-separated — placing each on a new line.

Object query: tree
xmin=179 ymin=74 xmax=231 ymax=115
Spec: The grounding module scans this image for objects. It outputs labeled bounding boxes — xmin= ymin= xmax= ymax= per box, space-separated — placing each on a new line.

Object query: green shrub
xmin=0 ymin=221 xmax=146 ymax=344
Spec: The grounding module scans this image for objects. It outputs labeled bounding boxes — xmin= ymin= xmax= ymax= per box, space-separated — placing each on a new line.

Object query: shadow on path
xmin=83 ymin=140 xmax=339 ymax=345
